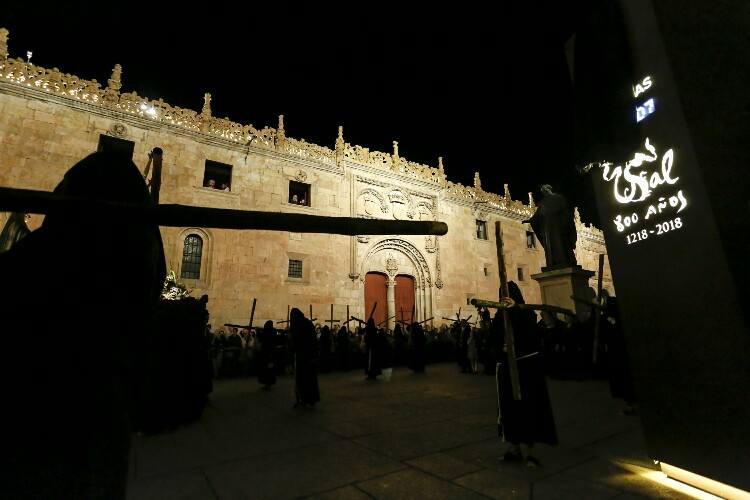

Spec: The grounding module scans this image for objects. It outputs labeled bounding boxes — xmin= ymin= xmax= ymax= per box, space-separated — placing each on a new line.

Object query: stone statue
xmin=522 ymin=185 xmax=577 ymax=270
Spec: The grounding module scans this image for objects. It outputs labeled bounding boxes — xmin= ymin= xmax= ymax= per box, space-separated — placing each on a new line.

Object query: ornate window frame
xmin=176 ymin=227 xmax=213 ymax=289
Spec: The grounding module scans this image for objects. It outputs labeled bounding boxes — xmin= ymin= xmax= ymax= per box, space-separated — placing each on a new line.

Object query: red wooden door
xmin=395 ymin=275 xmax=415 ymax=324
xmin=364 ymin=272 xmax=388 ymax=326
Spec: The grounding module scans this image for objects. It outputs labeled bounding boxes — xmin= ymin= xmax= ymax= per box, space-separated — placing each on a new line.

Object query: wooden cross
xmin=249 ymin=298 xmax=257 ymax=329
xmin=276 ymin=304 xmax=291 ymax=325
xmin=368 ymin=302 xmax=377 ymax=321
xmin=378 ymin=315 xmax=395 ymax=327
xmin=347 ymin=316 xmax=366 ymax=327
xmin=0 ymin=186 xmax=448 ymax=237
xmin=570 ymin=253 xmax=606 ymax=364
xmin=472 ymin=297 xmax=576 ymax=317
xmin=324 ymin=304 xmax=341 ymax=329
xmin=394 ymin=307 xmax=410 ymax=327
xmin=307 ymin=304 xmax=317 ymax=322
xmin=2 ymin=158 xmax=448 ymax=338
xmin=339 ymin=306 xmax=354 ymax=329
xmin=442 ymin=307 xmax=474 ymax=324
xmin=593 ymin=253 xmax=605 ymax=364
xmin=495 ymin=221 xmax=521 ymax=401
xmin=224 ymin=297 xmax=257 ymax=330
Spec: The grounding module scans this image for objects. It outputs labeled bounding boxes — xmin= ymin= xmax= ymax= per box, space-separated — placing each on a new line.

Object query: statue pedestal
xmin=531 ymin=266 xmax=595 ymax=319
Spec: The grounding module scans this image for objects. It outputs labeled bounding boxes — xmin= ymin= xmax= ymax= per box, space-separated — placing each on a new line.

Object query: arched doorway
xmin=394 ymin=274 xmax=415 ymax=325
xmin=364 ymin=272 xmax=388 ymax=326
xmin=360 ymin=238 xmax=434 ymax=325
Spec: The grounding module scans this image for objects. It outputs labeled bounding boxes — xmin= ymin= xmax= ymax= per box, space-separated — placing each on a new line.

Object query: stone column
xmin=412 ymin=284 xmax=424 ymax=321
xmin=386 ymin=253 xmax=398 ymax=331
xmin=386 ymin=278 xmax=396 ymax=331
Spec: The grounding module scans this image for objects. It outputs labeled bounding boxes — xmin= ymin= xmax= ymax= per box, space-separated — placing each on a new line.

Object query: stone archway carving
xmin=388 ymin=189 xmax=415 ymax=220
xmin=360 ymin=238 xmax=432 ymax=289
xmin=358 ymin=188 xmax=389 ymax=216
xmin=415 ymin=201 xmax=435 ymax=221
xmin=360 ymin=238 xmax=434 ymax=325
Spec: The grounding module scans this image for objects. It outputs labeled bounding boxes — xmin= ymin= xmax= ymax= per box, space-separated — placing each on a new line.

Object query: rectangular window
xmin=526 ymin=231 xmax=536 ymax=249
xmin=97 ymin=134 xmax=135 ymax=159
xmin=288 ymin=259 xmax=303 ymax=278
xmin=476 ymin=220 xmax=488 ymax=240
xmin=203 ymin=160 xmax=233 ymax=191
xmin=483 ymin=265 xmax=489 ymax=277
xmin=289 ymin=181 xmax=311 ymax=206
xmin=517 ymin=267 xmax=525 ymax=281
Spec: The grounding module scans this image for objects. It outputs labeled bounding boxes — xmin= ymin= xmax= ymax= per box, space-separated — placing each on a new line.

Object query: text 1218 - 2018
xmin=625 ymin=217 xmax=683 ymax=245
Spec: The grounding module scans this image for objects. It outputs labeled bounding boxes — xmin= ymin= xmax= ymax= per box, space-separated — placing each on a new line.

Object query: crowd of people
xmin=289 ymin=193 xmax=307 ymax=205
xmin=0 ymin=152 xmax=636 ymax=497
xmin=204 ymin=178 xmax=231 ymax=191
xmin=205 ymin=317 xmax=445 ymax=385
xmin=200 ymin=286 xmax=634 ymax=470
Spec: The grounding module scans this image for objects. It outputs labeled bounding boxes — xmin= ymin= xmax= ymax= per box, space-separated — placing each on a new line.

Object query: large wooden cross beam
xmin=0 ymin=187 xmax=448 ymax=236
xmin=470 ymin=298 xmax=576 ymax=317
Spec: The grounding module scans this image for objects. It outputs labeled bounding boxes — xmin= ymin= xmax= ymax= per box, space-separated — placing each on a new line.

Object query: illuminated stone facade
xmin=0 ymin=28 xmax=613 ymax=328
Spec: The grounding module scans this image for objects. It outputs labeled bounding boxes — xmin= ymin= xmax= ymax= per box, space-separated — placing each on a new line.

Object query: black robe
xmin=409 ymin=324 xmax=426 ymax=373
xmin=1 ymin=152 xmax=165 ymax=499
xmin=318 ymin=326 xmax=333 ymax=373
xmin=393 ymin=324 xmax=407 ymax=366
xmin=257 ymin=323 xmax=278 ymax=387
xmin=290 ymin=312 xmax=320 ymax=405
xmin=538 ymin=317 xmax=567 ymax=377
xmin=495 ymin=307 xmax=558 ymax=446
xmin=364 ymin=323 xmax=382 ymax=378
xmin=335 ymin=327 xmax=350 ymax=371
xmin=602 ymin=300 xmax=636 ymax=402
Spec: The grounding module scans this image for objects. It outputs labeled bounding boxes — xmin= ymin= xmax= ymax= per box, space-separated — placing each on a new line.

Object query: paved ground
xmin=127 ymin=363 xmax=690 ymax=499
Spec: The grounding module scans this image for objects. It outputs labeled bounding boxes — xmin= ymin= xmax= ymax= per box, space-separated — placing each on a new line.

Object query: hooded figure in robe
xmin=1 ymin=152 xmax=166 ymax=499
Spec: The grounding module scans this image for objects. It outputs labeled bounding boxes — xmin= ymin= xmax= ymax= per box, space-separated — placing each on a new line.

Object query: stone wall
xmin=0 ymin=32 xmax=613 ymax=328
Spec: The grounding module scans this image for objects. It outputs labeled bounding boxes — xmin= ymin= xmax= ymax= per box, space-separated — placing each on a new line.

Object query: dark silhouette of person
xmin=335 ymin=325 xmax=350 ymax=371
xmin=452 ymin=320 xmax=468 ymax=373
xmin=290 ymin=308 xmax=320 ymax=408
xmin=409 ymin=322 xmax=427 ymax=373
xmin=318 ymin=325 xmax=333 ymax=373
xmin=393 ymin=322 xmax=407 ymax=366
xmin=495 ymin=282 xmax=558 ymax=467
xmin=523 ymin=184 xmax=577 ymax=270
xmin=0 ymin=212 xmax=31 ymax=253
xmin=364 ymin=318 xmax=381 ymax=379
xmin=1 ymin=152 xmax=166 ymax=499
xmin=537 ymin=310 xmax=567 ymax=377
xmin=601 ymin=296 xmax=638 ymax=415
xmin=257 ymin=320 xmax=278 ymax=389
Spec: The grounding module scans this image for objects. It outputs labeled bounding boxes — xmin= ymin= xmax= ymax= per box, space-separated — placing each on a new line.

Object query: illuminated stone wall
xmin=0 ymin=30 xmax=612 ymax=328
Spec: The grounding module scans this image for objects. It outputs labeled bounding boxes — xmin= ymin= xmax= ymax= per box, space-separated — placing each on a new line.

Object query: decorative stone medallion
xmin=107 ymin=122 xmax=128 ymax=138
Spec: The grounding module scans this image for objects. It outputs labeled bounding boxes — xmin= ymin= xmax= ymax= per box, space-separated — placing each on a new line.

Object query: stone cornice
xmin=354 ymin=174 xmax=437 ymax=201
xmin=0 ymin=37 xmax=605 ymax=241
xmin=0 ymin=80 xmax=345 ymax=177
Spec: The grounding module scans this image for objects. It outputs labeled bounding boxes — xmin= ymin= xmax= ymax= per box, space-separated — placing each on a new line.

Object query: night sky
xmin=4 ymin=3 xmax=603 ymax=223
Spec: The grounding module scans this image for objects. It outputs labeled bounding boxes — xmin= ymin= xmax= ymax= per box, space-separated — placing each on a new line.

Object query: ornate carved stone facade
xmin=0 ymin=27 xmax=613 ymax=328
